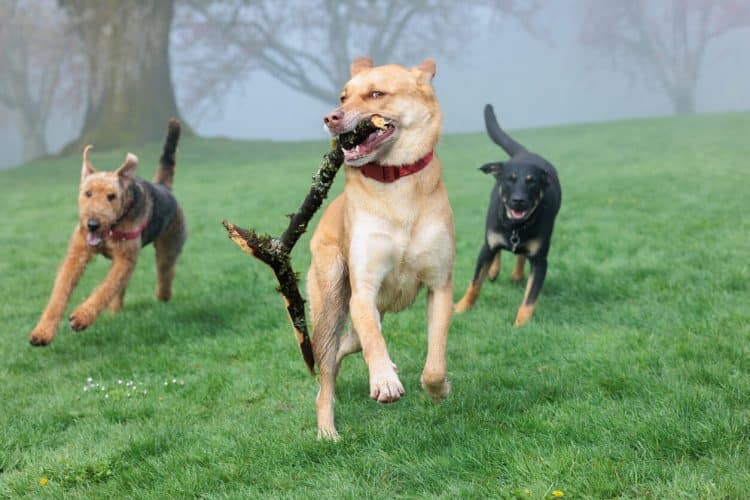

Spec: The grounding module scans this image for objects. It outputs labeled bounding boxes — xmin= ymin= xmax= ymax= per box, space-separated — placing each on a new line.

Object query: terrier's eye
xmin=107 ymin=193 xmax=116 ymax=202
xmin=369 ymin=91 xmax=385 ymax=99
xmin=85 ymin=191 xmax=92 ymax=198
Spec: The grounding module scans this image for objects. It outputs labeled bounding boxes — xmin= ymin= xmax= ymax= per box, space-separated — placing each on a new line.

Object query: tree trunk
xmin=20 ymin=119 xmax=49 ymax=162
xmin=60 ymin=0 xmax=189 ymax=154
xmin=670 ymin=82 xmax=696 ymax=115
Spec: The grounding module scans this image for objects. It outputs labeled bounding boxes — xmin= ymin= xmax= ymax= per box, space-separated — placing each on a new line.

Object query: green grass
xmin=1 ymin=112 xmax=749 ymax=498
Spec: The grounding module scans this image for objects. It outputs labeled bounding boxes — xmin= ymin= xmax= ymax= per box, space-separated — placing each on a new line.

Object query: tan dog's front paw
xmin=369 ymin=366 xmax=404 ymax=403
xmin=69 ymin=306 xmax=97 ymax=331
xmin=421 ymin=375 xmax=451 ymax=402
xmin=29 ymin=324 xmax=56 ymax=346
xmin=317 ymin=426 xmax=340 ymax=442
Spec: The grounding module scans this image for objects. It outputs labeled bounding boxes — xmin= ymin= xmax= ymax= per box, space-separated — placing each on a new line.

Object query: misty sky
xmin=1 ymin=2 xmax=749 ymax=169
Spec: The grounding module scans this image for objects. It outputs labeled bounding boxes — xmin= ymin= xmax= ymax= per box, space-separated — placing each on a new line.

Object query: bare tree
xmin=580 ymin=0 xmax=750 ymax=115
xmin=59 ymin=0 xmax=190 ymax=153
xmin=175 ymin=0 xmax=537 ymax=114
xmin=0 ymin=0 xmax=83 ymax=161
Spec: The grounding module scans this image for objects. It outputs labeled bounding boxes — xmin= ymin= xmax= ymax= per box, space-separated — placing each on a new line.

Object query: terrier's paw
xmin=421 ymin=375 xmax=451 ymax=402
xmin=29 ymin=325 xmax=55 ymax=346
xmin=369 ymin=365 xmax=404 ymax=403
xmin=69 ymin=306 xmax=96 ymax=331
xmin=156 ymin=287 xmax=172 ymax=302
xmin=317 ymin=426 xmax=340 ymax=442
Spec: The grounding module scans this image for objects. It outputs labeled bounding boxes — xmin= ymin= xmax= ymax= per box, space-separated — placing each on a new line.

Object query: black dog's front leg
xmin=514 ymin=255 xmax=547 ymax=326
xmin=455 ymin=243 xmax=498 ymax=313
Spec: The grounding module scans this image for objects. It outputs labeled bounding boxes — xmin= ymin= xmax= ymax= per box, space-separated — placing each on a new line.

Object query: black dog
xmin=455 ymin=104 xmax=561 ymax=326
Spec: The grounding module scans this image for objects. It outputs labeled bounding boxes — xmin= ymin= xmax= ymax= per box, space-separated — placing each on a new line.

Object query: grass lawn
xmin=1 ymin=112 xmax=749 ymax=498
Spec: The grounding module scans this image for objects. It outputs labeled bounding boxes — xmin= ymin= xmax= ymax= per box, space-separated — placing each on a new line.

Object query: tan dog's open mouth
xmin=339 ymin=115 xmax=396 ymax=163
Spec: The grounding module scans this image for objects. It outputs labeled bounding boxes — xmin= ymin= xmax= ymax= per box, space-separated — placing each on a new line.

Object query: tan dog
xmin=309 ymin=57 xmax=455 ymax=440
xmin=28 ymin=120 xmax=186 ymax=346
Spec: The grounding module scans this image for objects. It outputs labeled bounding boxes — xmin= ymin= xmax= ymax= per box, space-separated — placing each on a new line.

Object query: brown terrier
xmin=28 ymin=120 xmax=186 ymax=346
xmin=310 ymin=57 xmax=455 ymax=440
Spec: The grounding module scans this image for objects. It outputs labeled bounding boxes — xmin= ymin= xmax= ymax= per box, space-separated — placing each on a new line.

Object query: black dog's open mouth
xmin=505 ymin=198 xmax=542 ymax=222
xmin=339 ymin=115 xmax=396 ymax=163
xmin=506 ymin=208 xmax=528 ymax=220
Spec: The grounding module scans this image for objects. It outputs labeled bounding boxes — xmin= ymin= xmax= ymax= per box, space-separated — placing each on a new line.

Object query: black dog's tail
xmin=154 ymin=118 xmax=181 ymax=190
xmin=484 ymin=104 xmax=526 ymax=157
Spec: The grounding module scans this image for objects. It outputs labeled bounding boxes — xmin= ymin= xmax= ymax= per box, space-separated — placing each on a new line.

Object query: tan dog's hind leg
xmin=69 ymin=250 xmax=138 ymax=331
xmin=29 ymin=232 xmax=92 ymax=345
xmin=511 ymin=255 xmax=526 ymax=283
xmin=309 ymin=247 xmax=349 ymax=441
xmin=421 ymin=282 xmax=453 ymax=401
xmin=487 ymin=253 xmax=501 ymax=281
xmin=336 ymin=326 xmax=362 ymax=367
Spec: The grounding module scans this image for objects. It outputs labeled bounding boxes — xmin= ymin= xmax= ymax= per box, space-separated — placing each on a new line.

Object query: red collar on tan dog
xmin=109 ymin=219 xmax=149 ymax=241
xmin=359 ymin=151 xmax=433 ymax=183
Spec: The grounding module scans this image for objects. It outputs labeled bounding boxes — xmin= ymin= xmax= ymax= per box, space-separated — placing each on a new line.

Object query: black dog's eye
xmin=85 ymin=191 xmax=92 ymax=198
xmin=368 ymin=91 xmax=385 ymax=99
xmin=509 ymin=174 xmax=517 ymax=181
xmin=526 ymin=175 xmax=536 ymax=184
xmin=107 ymin=193 xmax=117 ymax=202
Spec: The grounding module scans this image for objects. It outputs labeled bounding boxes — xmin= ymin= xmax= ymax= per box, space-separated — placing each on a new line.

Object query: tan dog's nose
xmin=324 ymin=109 xmax=345 ymax=133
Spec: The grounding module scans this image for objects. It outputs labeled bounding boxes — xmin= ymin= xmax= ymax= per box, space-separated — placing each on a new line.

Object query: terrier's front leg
xmin=29 ymin=231 xmax=91 ymax=346
xmin=70 ymin=251 xmax=137 ymax=331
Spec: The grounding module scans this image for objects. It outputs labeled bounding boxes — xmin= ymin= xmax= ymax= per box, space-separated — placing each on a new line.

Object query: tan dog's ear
xmin=81 ymin=145 xmax=96 ymax=182
xmin=350 ymin=56 xmax=373 ymax=77
xmin=413 ymin=58 xmax=436 ymax=85
xmin=116 ymin=153 xmax=138 ymax=189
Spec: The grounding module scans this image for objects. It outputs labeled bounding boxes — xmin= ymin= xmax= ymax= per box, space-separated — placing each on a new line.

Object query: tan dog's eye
xmin=340 ymin=94 xmax=347 ymax=104
xmin=107 ymin=193 xmax=117 ymax=202
xmin=85 ymin=191 xmax=92 ymax=198
xmin=369 ymin=91 xmax=385 ymax=99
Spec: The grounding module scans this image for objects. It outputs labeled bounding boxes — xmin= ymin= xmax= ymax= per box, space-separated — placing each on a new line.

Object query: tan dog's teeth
xmin=371 ymin=115 xmax=387 ymax=129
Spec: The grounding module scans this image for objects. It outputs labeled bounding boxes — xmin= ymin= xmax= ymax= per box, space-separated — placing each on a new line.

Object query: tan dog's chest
xmin=345 ymin=180 xmax=453 ymax=313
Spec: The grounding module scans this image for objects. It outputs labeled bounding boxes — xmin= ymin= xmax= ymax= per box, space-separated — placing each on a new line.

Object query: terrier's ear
xmin=413 ymin=58 xmax=436 ymax=85
xmin=479 ymin=162 xmax=504 ymax=177
xmin=116 ymin=153 xmax=138 ymax=188
xmin=81 ymin=145 xmax=96 ymax=182
xmin=350 ymin=56 xmax=373 ymax=77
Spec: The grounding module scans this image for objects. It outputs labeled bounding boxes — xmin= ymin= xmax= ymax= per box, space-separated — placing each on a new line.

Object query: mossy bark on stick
xmin=223 ymin=120 xmax=376 ymax=374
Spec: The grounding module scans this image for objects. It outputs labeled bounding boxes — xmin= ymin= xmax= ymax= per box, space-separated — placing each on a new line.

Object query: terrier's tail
xmin=154 ymin=119 xmax=181 ymax=189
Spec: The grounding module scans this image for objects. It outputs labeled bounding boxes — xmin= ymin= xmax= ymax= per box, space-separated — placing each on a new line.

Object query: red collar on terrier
xmin=359 ymin=151 xmax=433 ymax=183
xmin=108 ymin=194 xmax=147 ymax=241
xmin=109 ymin=219 xmax=149 ymax=241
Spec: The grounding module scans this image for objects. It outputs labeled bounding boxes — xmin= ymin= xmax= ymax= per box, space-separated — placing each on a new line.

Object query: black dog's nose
xmin=87 ymin=219 xmax=101 ymax=231
xmin=510 ymin=195 xmax=526 ymax=206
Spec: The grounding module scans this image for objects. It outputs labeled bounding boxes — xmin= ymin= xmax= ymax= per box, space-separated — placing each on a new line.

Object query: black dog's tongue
xmin=338 ymin=118 xmax=378 ymax=150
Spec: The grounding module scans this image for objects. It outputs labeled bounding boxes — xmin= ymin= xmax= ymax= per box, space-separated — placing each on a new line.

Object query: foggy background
xmin=1 ymin=0 xmax=749 ymax=170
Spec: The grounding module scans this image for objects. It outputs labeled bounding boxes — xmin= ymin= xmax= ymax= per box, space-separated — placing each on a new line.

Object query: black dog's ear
xmin=479 ymin=162 xmax=504 ymax=176
xmin=541 ymin=170 xmax=551 ymax=189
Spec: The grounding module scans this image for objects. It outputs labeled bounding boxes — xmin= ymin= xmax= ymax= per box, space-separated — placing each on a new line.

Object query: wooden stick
xmin=223 ymin=118 xmax=378 ymax=374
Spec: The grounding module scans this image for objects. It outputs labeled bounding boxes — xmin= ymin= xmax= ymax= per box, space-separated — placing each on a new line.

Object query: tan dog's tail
xmin=154 ymin=118 xmax=181 ymax=189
